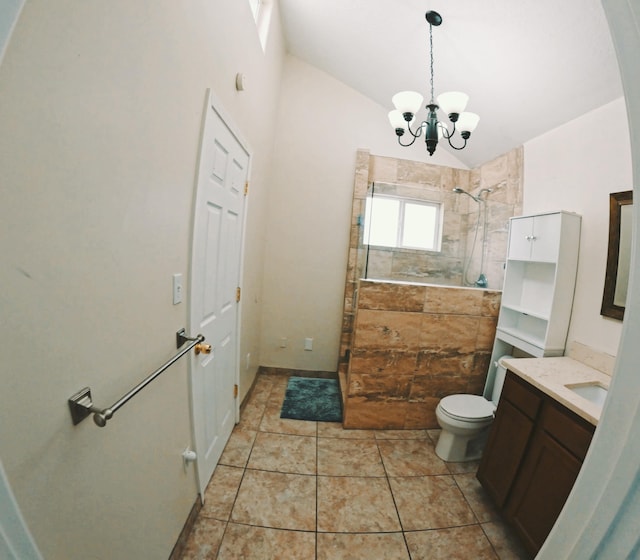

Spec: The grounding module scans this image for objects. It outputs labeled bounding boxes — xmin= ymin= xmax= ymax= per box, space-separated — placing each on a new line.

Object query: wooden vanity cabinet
xmin=477 ymin=373 xmax=542 ymax=508
xmin=477 ymin=372 xmax=595 ymax=557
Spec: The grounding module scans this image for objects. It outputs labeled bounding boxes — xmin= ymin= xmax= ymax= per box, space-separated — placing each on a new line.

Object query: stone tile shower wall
xmin=343 ymin=280 xmax=502 ymax=430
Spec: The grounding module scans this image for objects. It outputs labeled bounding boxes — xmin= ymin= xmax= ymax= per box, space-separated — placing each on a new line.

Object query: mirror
xmin=601 ymin=190 xmax=633 ymax=320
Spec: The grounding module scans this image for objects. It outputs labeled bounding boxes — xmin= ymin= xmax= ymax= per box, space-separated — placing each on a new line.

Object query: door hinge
xmin=234 ymin=384 xmax=239 ymax=399
xmin=244 ymin=181 xmax=249 ymax=196
xmin=236 ymin=287 xmax=241 ymax=302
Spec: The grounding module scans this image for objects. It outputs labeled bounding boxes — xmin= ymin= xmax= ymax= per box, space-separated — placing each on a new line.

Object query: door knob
xmin=195 ymin=343 xmax=212 ymax=355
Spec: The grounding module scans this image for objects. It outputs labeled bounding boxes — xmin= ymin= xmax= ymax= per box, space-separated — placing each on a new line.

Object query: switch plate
xmin=304 ymin=337 xmax=313 ymax=351
xmin=173 ymin=274 xmax=183 ymax=304
xmin=279 ymin=337 xmax=288 ymax=348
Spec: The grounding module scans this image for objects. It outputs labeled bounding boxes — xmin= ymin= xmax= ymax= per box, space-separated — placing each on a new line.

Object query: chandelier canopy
xmin=388 ymin=11 xmax=479 ymax=156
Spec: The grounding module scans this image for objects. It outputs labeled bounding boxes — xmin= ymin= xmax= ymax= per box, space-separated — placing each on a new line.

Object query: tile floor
xmin=180 ymin=371 xmax=530 ymax=559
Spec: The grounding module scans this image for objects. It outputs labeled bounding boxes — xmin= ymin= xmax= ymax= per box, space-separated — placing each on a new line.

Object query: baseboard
xmin=257 ymin=365 xmax=338 ymax=380
xmin=168 ymin=496 xmax=202 ymax=560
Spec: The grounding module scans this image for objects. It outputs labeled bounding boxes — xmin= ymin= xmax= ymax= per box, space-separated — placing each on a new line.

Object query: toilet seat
xmin=439 ymin=394 xmax=495 ymax=422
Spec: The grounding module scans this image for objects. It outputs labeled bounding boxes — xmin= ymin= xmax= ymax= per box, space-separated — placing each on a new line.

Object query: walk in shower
xmin=337 ymin=149 xmax=524 ymax=424
xmin=360 ymin=180 xmax=509 ymax=289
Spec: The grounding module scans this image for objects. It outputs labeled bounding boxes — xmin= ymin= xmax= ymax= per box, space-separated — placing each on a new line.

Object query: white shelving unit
xmin=484 ymin=211 xmax=582 ymax=398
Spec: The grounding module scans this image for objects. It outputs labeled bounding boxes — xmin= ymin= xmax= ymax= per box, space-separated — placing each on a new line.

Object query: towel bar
xmin=68 ymin=329 xmax=205 ymax=427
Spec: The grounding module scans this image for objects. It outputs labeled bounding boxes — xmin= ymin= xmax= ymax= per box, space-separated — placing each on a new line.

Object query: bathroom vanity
xmin=477 ymin=357 xmax=609 ymax=557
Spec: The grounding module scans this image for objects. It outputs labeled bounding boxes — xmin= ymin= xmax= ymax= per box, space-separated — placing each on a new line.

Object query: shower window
xmin=363 ymin=195 xmax=442 ymax=251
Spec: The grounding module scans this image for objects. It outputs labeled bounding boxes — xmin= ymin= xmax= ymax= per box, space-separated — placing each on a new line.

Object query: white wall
xmin=259 ymin=54 xmax=466 ymax=370
xmin=0 ymin=1 xmax=284 ymax=558
xmin=523 ymin=97 xmax=632 ymax=357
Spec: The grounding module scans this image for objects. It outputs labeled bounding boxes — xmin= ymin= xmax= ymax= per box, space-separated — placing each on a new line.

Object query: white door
xmin=0 ymin=460 xmax=43 ymax=560
xmin=190 ymin=91 xmax=249 ymax=495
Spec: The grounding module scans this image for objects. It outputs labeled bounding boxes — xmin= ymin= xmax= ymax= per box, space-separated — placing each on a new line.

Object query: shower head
xmin=452 ymin=186 xmax=480 ymax=203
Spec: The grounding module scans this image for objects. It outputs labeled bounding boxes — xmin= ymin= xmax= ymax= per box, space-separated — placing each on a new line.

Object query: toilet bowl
xmin=434 ymin=356 xmax=512 ymax=462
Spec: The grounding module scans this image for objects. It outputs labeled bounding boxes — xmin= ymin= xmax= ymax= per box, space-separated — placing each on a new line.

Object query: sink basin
xmin=566 ymin=383 xmax=608 ymax=407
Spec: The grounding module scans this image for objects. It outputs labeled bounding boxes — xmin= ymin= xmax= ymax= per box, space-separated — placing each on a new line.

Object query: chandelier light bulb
xmin=388 ymin=110 xmax=408 ymax=130
xmin=457 ymin=112 xmax=480 ymax=134
xmin=392 ymin=91 xmax=424 ymax=118
xmin=436 ymin=91 xmax=469 ymax=120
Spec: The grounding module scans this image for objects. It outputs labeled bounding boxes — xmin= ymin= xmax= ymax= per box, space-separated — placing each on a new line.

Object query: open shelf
xmin=500 ymin=303 xmax=550 ymax=321
xmin=501 ymin=261 xmax=556 ymax=318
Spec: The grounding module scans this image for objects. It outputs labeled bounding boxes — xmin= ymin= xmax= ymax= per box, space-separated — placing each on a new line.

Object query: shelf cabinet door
xmin=505 ymin=428 xmax=583 ymax=555
xmin=476 ymin=399 xmax=535 ymax=508
xmin=508 ymin=213 xmax=562 ymax=262
xmin=528 ymin=213 xmax=562 ymax=262
xmin=508 ymin=216 xmax=535 ymax=260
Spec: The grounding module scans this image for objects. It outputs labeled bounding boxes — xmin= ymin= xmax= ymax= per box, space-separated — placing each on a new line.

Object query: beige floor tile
xmin=243 ymin=377 xmax=274 ymax=406
xmin=317 ymin=422 xmax=376 ymax=439
xmin=236 ymin=402 xmax=265 ymax=431
xmin=317 ymin=532 xmax=410 ymax=560
xmin=217 ymin=523 xmax=315 ymax=560
xmin=378 ymin=438 xmax=449 ymax=477
xmin=201 ymin=465 xmax=244 ymax=521
xmin=427 ymin=428 xmax=441 ymax=443
xmin=259 ymin=403 xmax=318 ymax=436
xmin=231 ymin=469 xmax=316 ymax=531
xmin=184 ymin=372 xmax=529 ymax=559
xmin=317 ymin=476 xmax=401 ymax=533
xmin=481 ymin=521 xmax=531 ymax=560
xmin=180 ymin=517 xmax=226 ymax=559
xmin=219 ymin=427 xmax=257 ymax=468
xmin=405 ymin=525 xmax=498 ymax=559
xmin=446 ymin=459 xmax=481 ymax=474
xmin=390 ymin=475 xmax=477 ymax=531
xmin=247 ymin=431 xmax=316 ymax=474
xmin=317 ymin=438 xmax=385 ymax=476
xmin=454 ymin=472 xmax=500 ymax=523
xmin=375 ymin=429 xmax=429 ymax=439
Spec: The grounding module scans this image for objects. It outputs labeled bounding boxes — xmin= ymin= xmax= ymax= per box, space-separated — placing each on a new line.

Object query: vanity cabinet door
xmin=504 ymin=427 xmax=583 ymax=555
xmin=476 ymin=399 xmax=535 ymax=508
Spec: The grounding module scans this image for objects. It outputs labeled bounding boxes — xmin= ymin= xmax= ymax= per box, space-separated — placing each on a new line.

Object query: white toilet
xmin=434 ymin=356 xmax=512 ymax=462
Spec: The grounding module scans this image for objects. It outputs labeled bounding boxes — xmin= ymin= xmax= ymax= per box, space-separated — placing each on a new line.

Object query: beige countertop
xmin=501 ymin=356 xmax=611 ymax=426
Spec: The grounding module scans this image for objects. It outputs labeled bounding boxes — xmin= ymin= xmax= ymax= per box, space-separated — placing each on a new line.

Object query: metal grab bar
xmin=68 ymin=329 xmax=207 ymax=427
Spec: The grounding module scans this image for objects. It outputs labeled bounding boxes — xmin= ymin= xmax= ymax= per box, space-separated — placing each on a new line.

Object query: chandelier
xmin=388 ymin=11 xmax=479 ymax=156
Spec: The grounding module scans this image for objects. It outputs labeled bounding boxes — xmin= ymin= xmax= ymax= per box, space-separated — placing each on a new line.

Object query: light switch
xmin=173 ymin=273 xmax=183 ymax=304
xmin=304 ymin=337 xmax=313 ymax=351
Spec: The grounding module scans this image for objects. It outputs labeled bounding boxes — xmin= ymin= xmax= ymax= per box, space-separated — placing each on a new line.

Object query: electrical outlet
xmin=304 ymin=337 xmax=313 ymax=351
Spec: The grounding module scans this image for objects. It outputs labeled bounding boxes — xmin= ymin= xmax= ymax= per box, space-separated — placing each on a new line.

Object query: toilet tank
xmin=490 ymin=355 xmax=513 ymax=405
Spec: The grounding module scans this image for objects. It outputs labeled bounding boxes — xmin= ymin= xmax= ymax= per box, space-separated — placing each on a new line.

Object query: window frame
xmin=363 ymin=194 xmax=443 ymax=252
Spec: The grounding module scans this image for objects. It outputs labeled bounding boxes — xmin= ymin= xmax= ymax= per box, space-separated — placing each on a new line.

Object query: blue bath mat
xmin=280 ymin=377 xmax=343 ymax=422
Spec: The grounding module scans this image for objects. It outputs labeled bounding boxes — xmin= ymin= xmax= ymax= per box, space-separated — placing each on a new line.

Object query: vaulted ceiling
xmin=279 ymin=0 xmax=624 ymax=168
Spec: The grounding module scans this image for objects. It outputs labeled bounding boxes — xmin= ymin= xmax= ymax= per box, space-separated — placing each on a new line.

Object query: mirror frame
xmin=601 ymin=190 xmax=633 ymax=320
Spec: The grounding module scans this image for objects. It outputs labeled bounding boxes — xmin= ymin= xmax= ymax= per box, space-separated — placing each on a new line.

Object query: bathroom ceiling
xmin=278 ymin=0 xmax=624 ymax=168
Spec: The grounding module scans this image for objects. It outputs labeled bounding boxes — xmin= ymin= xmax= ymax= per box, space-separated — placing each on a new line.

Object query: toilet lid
xmin=440 ymin=394 xmax=496 ymax=421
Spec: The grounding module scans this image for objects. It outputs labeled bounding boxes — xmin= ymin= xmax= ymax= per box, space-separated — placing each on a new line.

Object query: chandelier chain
xmin=429 ymin=21 xmax=435 ymax=104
